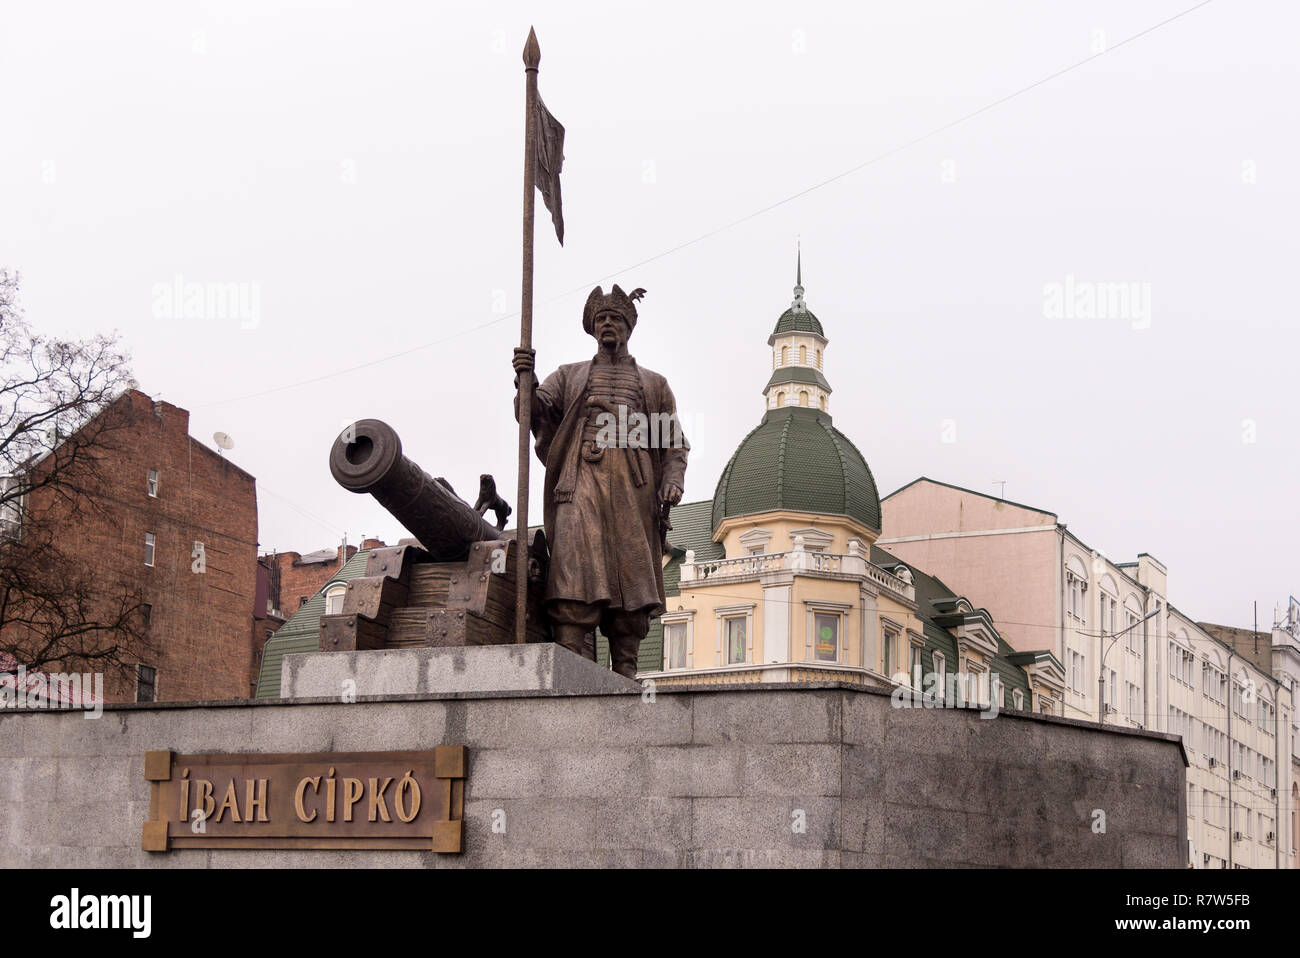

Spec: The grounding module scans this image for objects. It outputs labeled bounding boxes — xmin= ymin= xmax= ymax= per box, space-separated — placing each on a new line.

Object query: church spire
xmin=791 ymin=242 xmax=806 ymax=313
xmin=765 ymin=242 xmax=830 ymax=415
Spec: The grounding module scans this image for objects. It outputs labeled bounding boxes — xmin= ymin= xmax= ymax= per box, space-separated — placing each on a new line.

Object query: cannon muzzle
xmin=329 ymin=419 xmax=502 ymax=561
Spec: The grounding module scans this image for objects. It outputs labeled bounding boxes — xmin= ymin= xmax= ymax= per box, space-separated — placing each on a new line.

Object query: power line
xmin=199 ymin=0 xmax=1216 ymax=409
xmin=258 ymin=484 xmax=344 ymax=538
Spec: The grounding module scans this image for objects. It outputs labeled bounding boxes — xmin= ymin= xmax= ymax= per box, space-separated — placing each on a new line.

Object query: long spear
xmin=515 ymin=26 xmax=565 ymax=644
xmin=514 ymin=29 xmax=540 ymax=644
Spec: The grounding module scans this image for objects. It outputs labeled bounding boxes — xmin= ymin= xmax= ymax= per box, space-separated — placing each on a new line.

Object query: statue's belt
xmin=579 ymin=439 xmax=648 ymax=487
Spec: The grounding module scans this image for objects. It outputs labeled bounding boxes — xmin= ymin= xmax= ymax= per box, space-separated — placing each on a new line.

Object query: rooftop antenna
xmin=213 ymin=431 xmax=235 ymax=457
xmin=994 ymin=480 xmax=1007 ymax=499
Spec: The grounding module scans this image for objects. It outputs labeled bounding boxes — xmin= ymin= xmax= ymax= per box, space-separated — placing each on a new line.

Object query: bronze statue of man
xmin=513 ymin=285 xmax=688 ymax=679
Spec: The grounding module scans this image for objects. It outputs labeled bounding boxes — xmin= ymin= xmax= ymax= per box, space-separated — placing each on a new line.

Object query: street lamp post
xmin=1098 ymin=607 xmax=1161 ymax=727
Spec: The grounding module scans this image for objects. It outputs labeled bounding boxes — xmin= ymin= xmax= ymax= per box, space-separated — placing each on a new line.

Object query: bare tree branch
xmin=0 ymin=269 xmax=155 ymax=680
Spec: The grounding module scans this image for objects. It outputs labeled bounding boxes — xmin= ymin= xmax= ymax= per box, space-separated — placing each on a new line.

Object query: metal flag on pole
xmin=515 ymin=26 xmax=565 ymax=643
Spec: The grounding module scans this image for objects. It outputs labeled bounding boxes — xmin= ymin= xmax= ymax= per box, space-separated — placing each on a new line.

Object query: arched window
xmin=799 ymin=390 xmax=809 ymax=407
xmin=781 ymin=345 xmax=789 ymax=365
xmin=816 ymin=349 xmax=822 ymax=369
xmin=819 ymin=395 xmax=826 ymax=411
xmin=324 ymin=584 xmax=346 ymax=616
xmin=799 ymin=345 xmax=807 ymax=364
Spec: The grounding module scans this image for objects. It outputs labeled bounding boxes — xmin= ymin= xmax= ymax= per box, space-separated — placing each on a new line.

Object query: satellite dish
xmin=213 ymin=432 xmax=235 ymax=451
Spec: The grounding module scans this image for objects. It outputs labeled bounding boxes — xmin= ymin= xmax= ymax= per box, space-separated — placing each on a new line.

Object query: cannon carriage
xmin=318 ymin=419 xmax=550 ymax=652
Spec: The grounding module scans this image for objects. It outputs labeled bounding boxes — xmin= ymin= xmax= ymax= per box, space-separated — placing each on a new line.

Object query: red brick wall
xmin=12 ymin=390 xmax=260 ymax=703
xmin=266 ymin=547 xmax=353 ymax=616
xmin=263 ymin=537 xmax=388 ymax=618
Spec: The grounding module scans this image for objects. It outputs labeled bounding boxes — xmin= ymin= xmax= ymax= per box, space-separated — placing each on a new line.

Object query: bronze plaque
xmin=141 ymin=748 xmax=467 ymax=853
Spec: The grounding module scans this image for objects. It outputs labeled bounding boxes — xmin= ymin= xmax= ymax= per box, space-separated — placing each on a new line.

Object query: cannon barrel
xmin=329 ymin=419 xmax=502 ymax=561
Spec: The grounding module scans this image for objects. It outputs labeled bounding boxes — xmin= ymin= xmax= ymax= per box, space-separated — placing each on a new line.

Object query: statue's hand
xmin=512 ymin=347 xmax=537 ymax=387
xmin=512 ymin=347 xmax=535 ymax=373
xmin=659 ymin=481 xmax=683 ymax=506
xmin=585 ymin=396 xmax=619 ymax=416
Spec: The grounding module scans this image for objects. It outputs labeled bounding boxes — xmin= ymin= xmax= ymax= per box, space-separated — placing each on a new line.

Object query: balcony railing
xmin=679 ymin=546 xmax=915 ymax=601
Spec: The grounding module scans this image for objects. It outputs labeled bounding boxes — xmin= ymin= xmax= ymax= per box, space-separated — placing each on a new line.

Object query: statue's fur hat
xmin=583 ymin=285 xmax=646 ymax=336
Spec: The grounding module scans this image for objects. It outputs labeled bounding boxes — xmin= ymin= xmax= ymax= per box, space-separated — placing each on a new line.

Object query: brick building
xmin=260 ymin=538 xmax=388 ymax=617
xmin=248 ymin=539 xmax=386 ymax=694
xmin=3 ymin=389 xmax=261 ymax=702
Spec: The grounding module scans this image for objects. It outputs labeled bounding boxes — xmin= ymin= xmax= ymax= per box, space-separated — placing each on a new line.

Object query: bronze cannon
xmin=320 ymin=419 xmax=549 ymax=652
xmin=329 ymin=419 xmax=501 ymax=561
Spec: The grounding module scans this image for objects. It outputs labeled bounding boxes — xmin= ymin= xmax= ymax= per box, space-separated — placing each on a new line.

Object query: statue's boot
xmin=606 ymin=632 xmax=641 ymax=680
xmin=552 ymin=624 xmax=589 ymax=659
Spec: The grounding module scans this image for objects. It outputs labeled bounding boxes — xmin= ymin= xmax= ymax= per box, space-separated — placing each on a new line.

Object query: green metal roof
xmin=764 ymin=366 xmax=832 ymax=394
xmin=711 ymin=407 xmax=881 ymax=533
xmin=255 ymin=549 xmax=373 ymax=698
xmin=771 ymin=307 xmax=824 ymax=338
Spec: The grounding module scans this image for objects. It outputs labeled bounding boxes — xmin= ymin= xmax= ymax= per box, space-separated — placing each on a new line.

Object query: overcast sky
xmin=4 ymin=1 xmax=1296 ymax=629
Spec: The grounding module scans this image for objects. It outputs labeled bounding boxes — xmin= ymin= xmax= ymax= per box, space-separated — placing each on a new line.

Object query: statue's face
xmin=593 ymin=311 xmax=629 ymax=348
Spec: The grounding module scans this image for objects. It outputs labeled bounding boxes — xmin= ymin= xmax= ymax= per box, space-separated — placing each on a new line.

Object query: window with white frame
xmin=1100 ymin=587 xmax=1117 ymax=636
xmin=1124 ymin=599 xmax=1142 ymax=652
xmin=324 ymin=584 xmax=346 ymax=615
xmin=1012 ymin=688 xmax=1024 ymax=710
xmin=724 ymin=615 xmax=747 ymax=665
xmin=881 ymin=625 xmax=898 ymax=678
xmin=1232 ymin=681 xmax=1252 ymax=722
xmin=1125 ymin=682 xmax=1140 ymax=725
xmin=144 ymin=532 xmax=156 ymax=567
xmin=1259 ymin=697 xmax=1275 ymax=732
xmin=812 ymin=612 xmax=840 ymax=664
xmin=147 ymin=468 xmax=159 ymax=498
xmin=1065 ymin=562 xmax=1088 ymax=622
xmin=1067 ymin=649 xmax=1086 ymax=694
xmin=664 ymin=621 xmax=688 ymax=670
xmin=1106 ymin=669 xmax=1117 ymax=711
xmin=964 ymin=663 xmax=987 ymax=706
xmin=931 ymin=651 xmax=946 ymax=698
xmin=1202 ymin=658 xmax=1227 ymax=704
xmin=909 ymin=644 xmax=923 ymax=689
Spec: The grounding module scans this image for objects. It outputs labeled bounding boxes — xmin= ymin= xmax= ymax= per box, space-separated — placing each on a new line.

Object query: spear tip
xmin=523 ymin=26 xmax=540 ymax=69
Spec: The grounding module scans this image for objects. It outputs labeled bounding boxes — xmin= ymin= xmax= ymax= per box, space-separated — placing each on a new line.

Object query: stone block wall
xmin=0 ymin=683 xmax=1187 ymax=868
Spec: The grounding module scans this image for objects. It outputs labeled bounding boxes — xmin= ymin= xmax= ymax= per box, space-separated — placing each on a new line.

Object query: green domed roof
xmin=712 ymin=407 xmax=881 ymax=533
xmin=771 ymin=306 xmax=824 ymax=338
